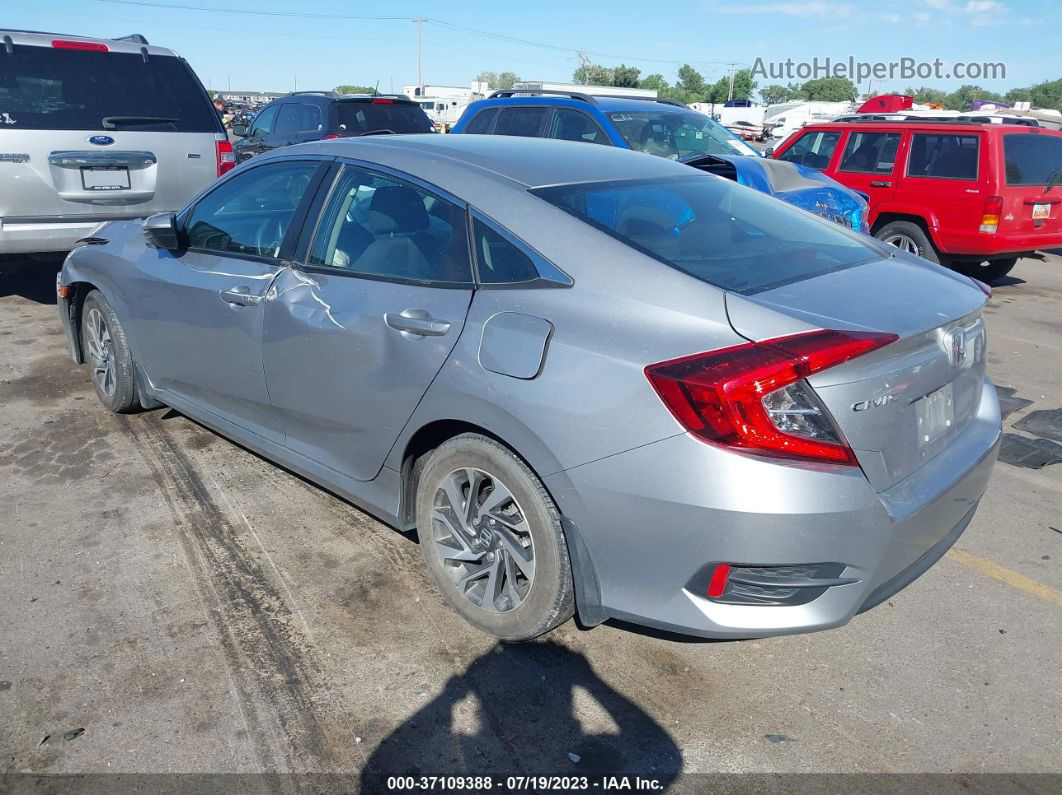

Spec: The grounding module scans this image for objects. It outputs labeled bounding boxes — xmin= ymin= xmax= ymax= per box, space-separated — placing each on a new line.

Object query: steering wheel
xmin=253 ymin=217 xmax=284 ymax=256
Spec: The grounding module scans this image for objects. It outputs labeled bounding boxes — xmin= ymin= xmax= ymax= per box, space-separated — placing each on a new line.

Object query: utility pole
xmin=726 ymin=63 xmax=739 ymax=101
xmin=413 ymin=18 xmax=425 ymax=92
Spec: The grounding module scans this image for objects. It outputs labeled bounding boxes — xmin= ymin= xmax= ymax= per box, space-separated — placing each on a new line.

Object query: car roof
xmin=1 ymin=28 xmax=178 ymax=57
xmin=799 ymin=120 xmax=1049 ymax=134
xmin=473 ymin=95 xmax=697 ymax=114
xmin=274 ymin=133 xmax=694 ymax=192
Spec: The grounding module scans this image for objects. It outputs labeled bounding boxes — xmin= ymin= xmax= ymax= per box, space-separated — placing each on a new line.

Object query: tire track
xmin=118 ymin=412 xmax=364 ymax=781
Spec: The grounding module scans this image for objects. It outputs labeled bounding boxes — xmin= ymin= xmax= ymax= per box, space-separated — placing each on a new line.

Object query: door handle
xmin=219 ymin=285 xmax=264 ymax=307
xmin=384 ymin=309 xmax=451 ymax=337
xmin=870 ymin=181 xmax=891 ymax=187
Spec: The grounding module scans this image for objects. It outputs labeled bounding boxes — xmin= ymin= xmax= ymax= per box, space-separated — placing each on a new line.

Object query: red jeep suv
xmin=772 ymin=119 xmax=1062 ymax=282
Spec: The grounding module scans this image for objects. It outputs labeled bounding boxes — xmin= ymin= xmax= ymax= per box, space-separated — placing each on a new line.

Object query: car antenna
xmin=373 ymin=81 xmax=379 ymax=97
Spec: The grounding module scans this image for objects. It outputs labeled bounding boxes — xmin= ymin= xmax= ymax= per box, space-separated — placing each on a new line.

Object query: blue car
xmin=451 ymin=91 xmax=869 ymax=231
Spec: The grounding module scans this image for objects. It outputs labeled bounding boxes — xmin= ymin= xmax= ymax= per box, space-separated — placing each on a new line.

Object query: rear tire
xmin=81 ymin=290 xmax=140 ymax=413
xmin=950 ymin=257 xmax=1017 ymax=284
xmin=875 ymin=220 xmax=940 ymax=263
xmin=415 ymin=434 xmax=574 ymax=641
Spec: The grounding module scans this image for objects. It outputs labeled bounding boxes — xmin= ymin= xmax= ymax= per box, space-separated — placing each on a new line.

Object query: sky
xmin=5 ymin=0 xmax=1061 ymax=96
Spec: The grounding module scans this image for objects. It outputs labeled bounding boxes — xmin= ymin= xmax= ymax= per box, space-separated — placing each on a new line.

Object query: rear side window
xmin=472 ymin=219 xmax=540 ymax=283
xmin=838 ymin=132 xmax=902 ymax=174
xmin=532 ymin=176 xmax=875 ymax=295
xmin=1003 ymin=134 xmax=1062 ymax=186
xmin=778 ymin=131 xmax=840 ymax=170
xmin=494 ymin=107 xmax=548 ymax=137
xmin=464 ymin=107 xmax=498 ymax=134
xmin=907 ymin=133 xmax=979 ymax=180
xmin=0 ymin=45 xmax=219 ymax=132
xmin=547 ymin=109 xmax=610 ymax=145
xmin=334 ymin=101 xmax=434 ymax=134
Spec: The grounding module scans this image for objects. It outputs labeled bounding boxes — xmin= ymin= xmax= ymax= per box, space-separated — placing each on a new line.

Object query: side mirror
xmin=232 ymin=124 xmax=249 ymax=137
xmin=763 ymin=146 xmax=775 ymax=158
xmin=143 ymin=212 xmax=180 ymax=250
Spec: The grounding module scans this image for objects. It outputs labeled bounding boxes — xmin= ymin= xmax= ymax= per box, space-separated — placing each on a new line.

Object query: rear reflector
xmin=979 ymin=195 xmax=1002 ymax=234
xmin=216 ymin=140 xmax=236 ymax=177
xmin=321 ymin=133 xmax=341 ymax=139
xmin=645 ymin=329 xmax=897 ymax=465
xmin=707 ymin=563 xmax=731 ymax=598
xmin=52 ymin=39 xmax=109 ymax=51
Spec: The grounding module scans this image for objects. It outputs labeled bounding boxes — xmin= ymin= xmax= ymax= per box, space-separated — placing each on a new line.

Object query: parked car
xmin=58 ymin=135 xmax=1000 ymax=642
xmin=451 ymin=91 xmax=869 ymax=231
xmin=232 ymin=92 xmax=434 ymax=162
xmin=0 ymin=29 xmax=232 ymax=271
xmin=771 ymin=118 xmax=1062 ymax=282
xmin=723 ymin=120 xmax=763 ymax=141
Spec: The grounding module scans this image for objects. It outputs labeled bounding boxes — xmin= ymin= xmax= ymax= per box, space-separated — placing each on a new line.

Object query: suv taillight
xmin=979 ymin=195 xmax=1003 ymax=233
xmin=645 ymin=330 xmax=897 ymax=465
xmin=216 ymin=140 xmax=236 ymax=177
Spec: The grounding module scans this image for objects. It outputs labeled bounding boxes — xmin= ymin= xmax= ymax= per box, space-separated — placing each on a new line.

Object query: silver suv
xmin=0 ymin=29 xmax=231 ymax=268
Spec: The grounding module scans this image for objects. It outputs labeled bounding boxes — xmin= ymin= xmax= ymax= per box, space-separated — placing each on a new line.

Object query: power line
xmin=94 ymin=0 xmax=749 ymax=67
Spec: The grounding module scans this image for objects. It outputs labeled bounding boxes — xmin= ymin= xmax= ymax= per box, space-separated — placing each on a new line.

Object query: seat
xmin=356 ymin=185 xmax=443 ymax=280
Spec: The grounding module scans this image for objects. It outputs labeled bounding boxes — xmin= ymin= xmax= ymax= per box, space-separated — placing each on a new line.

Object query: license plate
xmin=1032 ymin=203 xmax=1051 ymax=220
xmin=81 ymin=167 xmax=130 ymax=191
xmin=916 ymin=382 xmax=954 ymax=446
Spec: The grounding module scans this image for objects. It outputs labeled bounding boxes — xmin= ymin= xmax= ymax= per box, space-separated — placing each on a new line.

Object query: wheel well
xmin=64 ymin=281 xmax=100 ymax=363
xmin=398 ymin=419 xmax=515 ymax=528
xmin=870 ymin=212 xmax=935 ymax=242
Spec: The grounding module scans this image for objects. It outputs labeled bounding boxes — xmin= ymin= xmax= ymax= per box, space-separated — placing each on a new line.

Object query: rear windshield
xmin=0 ymin=44 xmax=220 ymax=132
xmin=1003 ymin=134 xmax=1062 ymax=186
xmin=334 ymin=101 xmax=434 ymax=134
xmin=531 ymin=176 xmax=877 ymax=295
xmin=607 ymin=110 xmax=759 ymax=159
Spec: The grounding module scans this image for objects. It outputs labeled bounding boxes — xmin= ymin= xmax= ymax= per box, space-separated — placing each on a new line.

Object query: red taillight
xmin=216 ymin=140 xmax=236 ymax=176
xmin=645 ymin=329 xmax=898 ymax=465
xmin=321 ymin=133 xmax=341 ymax=140
xmin=979 ymin=195 xmax=1003 ymax=234
xmin=707 ymin=563 xmax=731 ymax=598
xmin=371 ymin=98 xmax=394 ymax=104
xmin=52 ymin=39 xmax=108 ymax=51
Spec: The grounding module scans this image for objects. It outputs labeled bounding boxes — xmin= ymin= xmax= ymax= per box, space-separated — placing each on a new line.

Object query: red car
xmin=771 ymin=119 xmax=1062 ymax=282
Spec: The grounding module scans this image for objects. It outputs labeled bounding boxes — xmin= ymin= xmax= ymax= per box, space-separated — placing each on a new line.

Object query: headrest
xmin=366 ymin=185 xmax=429 ymax=234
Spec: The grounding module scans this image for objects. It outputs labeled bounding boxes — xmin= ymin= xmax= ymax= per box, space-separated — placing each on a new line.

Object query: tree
xmin=912 ymin=86 xmax=948 ymax=105
xmin=943 ymin=84 xmax=1004 ymax=111
xmin=674 ymin=64 xmax=708 ymax=103
xmin=611 ymin=64 xmax=642 ymax=88
xmin=796 ymin=77 xmax=857 ymax=101
xmin=476 ymin=71 xmax=520 ymax=90
xmin=572 ymin=64 xmax=615 ymax=85
xmin=639 ymin=73 xmax=671 ymax=93
xmin=1006 ymin=78 xmax=1062 ymax=111
xmin=335 ymin=84 xmax=376 ymax=95
xmin=759 ymin=83 xmax=794 ymax=105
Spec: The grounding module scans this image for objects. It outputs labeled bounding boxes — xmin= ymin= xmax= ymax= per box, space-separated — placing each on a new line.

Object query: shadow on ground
xmin=0 ymin=259 xmax=62 ymax=305
xmin=360 ymin=641 xmax=683 ymax=787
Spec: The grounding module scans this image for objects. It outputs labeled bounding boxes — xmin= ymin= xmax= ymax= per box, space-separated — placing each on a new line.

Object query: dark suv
xmin=232 ymin=92 xmax=434 ymax=162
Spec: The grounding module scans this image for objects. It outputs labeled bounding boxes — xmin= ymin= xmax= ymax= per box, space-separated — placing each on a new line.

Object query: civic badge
xmin=88 ymin=135 xmax=115 ymax=146
xmin=941 ymin=328 xmax=967 ymax=367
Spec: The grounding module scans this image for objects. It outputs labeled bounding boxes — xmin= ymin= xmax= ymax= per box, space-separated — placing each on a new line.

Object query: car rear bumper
xmin=0 ymin=214 xmax=142 ymax=255
xmin=938 ymin=229 xmax=1062 ymax=257
xmin=546 ymin=381 xmax=1000 ymax=639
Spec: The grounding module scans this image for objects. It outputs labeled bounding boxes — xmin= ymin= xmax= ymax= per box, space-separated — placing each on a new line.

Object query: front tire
xmin=81 ymin=290 xmax=140 ymax=413
xmin=950 ymin=257 xmax=1017 ymax=284
xmin=415 ymin=434 xmax=575 ymax=641
xmin=875 ymin=220 xmax=940 ymax=263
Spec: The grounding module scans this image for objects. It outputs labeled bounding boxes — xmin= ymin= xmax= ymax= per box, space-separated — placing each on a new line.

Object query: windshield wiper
xmin=1043 ymin=167 xmax=1062 ymax=194
xmin=360 ymin=128 xmax=398 ymax=136
xmin=102 ymin=115 xmax=179 ymax=129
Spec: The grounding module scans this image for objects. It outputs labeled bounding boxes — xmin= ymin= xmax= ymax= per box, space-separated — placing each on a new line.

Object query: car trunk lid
xmin=725 ymin=256 xmax=988 ymax=491
xmin=996 ymin=130 xmax=1062 ymax=238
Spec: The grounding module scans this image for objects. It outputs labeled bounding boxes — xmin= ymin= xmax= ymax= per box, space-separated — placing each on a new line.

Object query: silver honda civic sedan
xmin=57 ymin=134 xmax=1001 ymax=641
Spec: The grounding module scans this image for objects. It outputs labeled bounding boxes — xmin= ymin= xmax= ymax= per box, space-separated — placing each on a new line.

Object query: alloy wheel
xmin=883 ymin=233 xmax=919 ymax=254
xmin=431 ymin=467 xmax=536 ymax=613
xmin=85 ymin=307 xmax=116 ymax=397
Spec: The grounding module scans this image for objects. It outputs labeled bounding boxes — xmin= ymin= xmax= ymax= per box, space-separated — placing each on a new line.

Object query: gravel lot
xmin=1 ymin=253 xmax=1060 ymax=791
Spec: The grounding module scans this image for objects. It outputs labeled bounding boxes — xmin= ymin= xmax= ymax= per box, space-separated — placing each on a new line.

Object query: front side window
xmin=778 ymin=131 xmax=841 ymax=170
xmin=249 ymin=103 xmax=278 ymax=137
xmin=547 ymin=109 xmax=610 ymax=145
xmin=307 ymin=165 xmax=472 ymax=285
xmin=907 ymin=133 xmax=979 ymax=180
xmin=185 ymin=160 xmax=320 ymax=258
xmin=1003 ymin=133 xmax=1062 ymax=186
xmin=607 ymin=110 xmax=759 ymax=159
xmin=532 ymin=175 xmax=876 ymax=295
xmin=464 ymin=107 xmax=498 ymax=134
xmin=493 ymin=107 xmax=548 ymax=137
xmin=838 ymin=132 xmax=901 ymax=174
